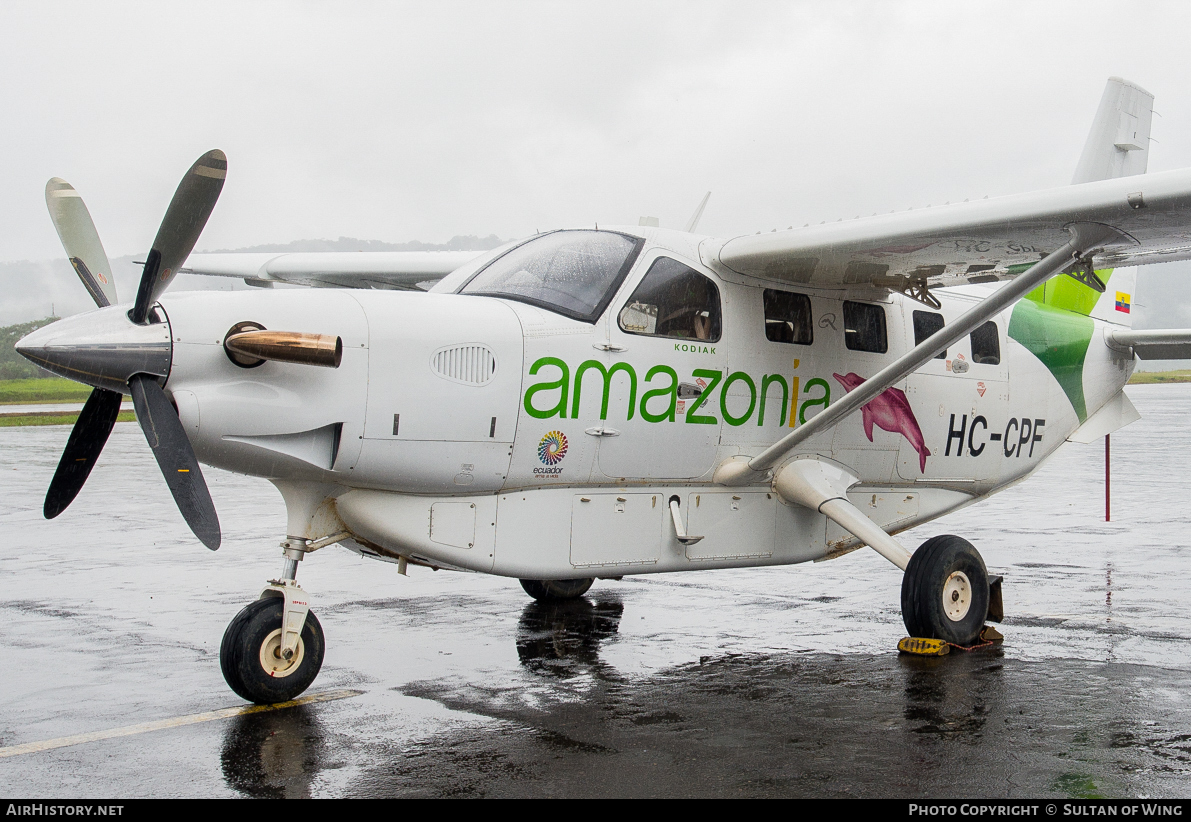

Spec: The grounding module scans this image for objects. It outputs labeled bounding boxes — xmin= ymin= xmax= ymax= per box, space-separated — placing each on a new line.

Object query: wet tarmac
xmin=3 ymin=385 xmax=1191 ymax=797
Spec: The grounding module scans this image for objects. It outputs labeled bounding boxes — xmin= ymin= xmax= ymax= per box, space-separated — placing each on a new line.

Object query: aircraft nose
xmin=16 ymin=306 xmax=172 ymax=393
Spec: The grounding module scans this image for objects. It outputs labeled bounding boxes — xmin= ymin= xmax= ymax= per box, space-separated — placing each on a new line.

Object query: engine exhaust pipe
xmin=224 ymin=329 xmax=342 ymax=369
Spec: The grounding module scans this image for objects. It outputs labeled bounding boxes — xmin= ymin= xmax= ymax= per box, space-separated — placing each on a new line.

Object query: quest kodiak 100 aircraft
xmin=18 ymin=77 xmax=1191 ymax=703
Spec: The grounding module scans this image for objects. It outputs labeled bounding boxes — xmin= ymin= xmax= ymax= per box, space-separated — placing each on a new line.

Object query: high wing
xmin=712 ymin=168 xmax=1191 ymax=485
xmin=180 ymin=250 xmax=484 ymax=290
xmin=708 ymin=167 xmax=1191 ymax=297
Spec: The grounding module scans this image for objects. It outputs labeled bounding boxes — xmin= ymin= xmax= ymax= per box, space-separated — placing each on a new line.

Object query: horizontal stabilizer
xmin=1107 ymin=328 xmax=1191 ymax=360
xmin=1067 ymin=389 xmax=1140 ymax=443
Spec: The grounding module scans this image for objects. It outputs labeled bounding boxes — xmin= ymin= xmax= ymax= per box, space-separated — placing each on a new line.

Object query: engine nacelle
xmin=161 ymin=289 xmax=524 ymax=493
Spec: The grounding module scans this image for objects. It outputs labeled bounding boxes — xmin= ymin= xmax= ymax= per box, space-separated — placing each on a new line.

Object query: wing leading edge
xmin=709 ymin=167 xmax=1191 ymax=294
xmin=180 ymin=250 xmax=484 ymax=290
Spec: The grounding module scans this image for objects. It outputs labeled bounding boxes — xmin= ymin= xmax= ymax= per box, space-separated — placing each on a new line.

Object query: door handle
xmin=592 ymin=342 xmax=628 ymax=352
xmin=585 ymin=426 xmax=621 ymax=437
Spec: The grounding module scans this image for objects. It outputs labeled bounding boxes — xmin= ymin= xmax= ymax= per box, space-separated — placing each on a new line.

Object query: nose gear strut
xmin=220 ymin=532 xmax=344 ymax=704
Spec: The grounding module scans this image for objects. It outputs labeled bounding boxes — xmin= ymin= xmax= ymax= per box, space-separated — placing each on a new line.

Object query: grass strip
xmin=1127 ymin=370 xmax=1191 ymax=384
xmin=0 ymin=377 xmax=94 ymax=404
xmin=0 ymin=411 xmax=137 ymax=427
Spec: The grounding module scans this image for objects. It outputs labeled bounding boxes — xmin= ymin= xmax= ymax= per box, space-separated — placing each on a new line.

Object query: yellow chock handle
xmin=897 ymin=637 xmax=950 ymax=656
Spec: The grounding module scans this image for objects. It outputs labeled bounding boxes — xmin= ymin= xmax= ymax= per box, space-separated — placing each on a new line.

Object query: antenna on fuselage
xmin=684 ymin=191 xmax=711 ymax=233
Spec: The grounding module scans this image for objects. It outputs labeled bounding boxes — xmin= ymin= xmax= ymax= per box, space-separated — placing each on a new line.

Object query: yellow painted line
xmin=0 ymin=688 xmax=363 ymax=759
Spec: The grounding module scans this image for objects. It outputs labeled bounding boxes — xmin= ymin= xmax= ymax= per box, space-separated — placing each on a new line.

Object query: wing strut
xmin=716 ymin=222 xmax=1127 ymax=486
xmin=772 ymin=459 xmax=913 ymax=570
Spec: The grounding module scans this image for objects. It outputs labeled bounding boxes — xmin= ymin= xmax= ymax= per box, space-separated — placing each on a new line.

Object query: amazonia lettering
xmin=572 ymin=360 xmax=637 ymax=420
xmin=641 ymin=365 xmax=679 ymax=423
xmin=523 ymin=357 xmax=831 ymax=426
xmin=720 ymin=371 xmax=756 ymax=426
xmin=686 ymin=368 xmax=721 ymax=425
xmin=800 ymin=378 xmax=831 ymax=424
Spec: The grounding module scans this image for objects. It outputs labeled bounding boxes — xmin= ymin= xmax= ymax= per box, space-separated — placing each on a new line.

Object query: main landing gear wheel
xmin=519 ymin=578 xmax=594 ymax=601
xmin=220 ymin=597 xmax=325 ymax=704
xmin=901 ymin=534 xmax=990 ymax=646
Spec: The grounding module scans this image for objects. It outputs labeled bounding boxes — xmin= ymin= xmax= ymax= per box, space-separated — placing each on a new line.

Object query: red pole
xmin=1105 ymin=434 xmax=1111 ymax=522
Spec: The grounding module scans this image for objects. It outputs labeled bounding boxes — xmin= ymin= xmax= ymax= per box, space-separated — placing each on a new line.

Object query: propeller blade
xmin=45 ymin=178 xmax=117 ymax=308
xmin=128 ymin=374 xmax=221 ymax=550
xmin=43 ymin=387 xmax=123 ymax=519
xmin=130 ymin=150 xmax=227 ymax=324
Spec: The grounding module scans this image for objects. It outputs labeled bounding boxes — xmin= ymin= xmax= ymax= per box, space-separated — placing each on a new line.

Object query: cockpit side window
xmin=458 ymin=230 xmax=643 ymax=323
xmin=617 ymin=257 xmax=721 ymax=342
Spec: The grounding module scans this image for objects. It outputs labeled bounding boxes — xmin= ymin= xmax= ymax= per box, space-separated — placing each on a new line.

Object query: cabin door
xmin=590 ymin=251 xmax=723 ymax=480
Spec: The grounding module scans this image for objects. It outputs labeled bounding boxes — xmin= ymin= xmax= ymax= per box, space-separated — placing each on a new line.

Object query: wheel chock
xmin=988 ymin=575 xmax=1004 ymax=623
xmin=979 ymin=624 xmax=1004 ymax=643
xmin=898 ymin=626 xmax=1004 ymax=656
xmin=897 ymin=637 xmax=950 ymax=656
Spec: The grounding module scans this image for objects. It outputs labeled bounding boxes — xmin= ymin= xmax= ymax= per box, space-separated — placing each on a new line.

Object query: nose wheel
xmin=220 ymin=596 xmax=325 ymax=704
xmin=221 ymin=539 xmax=326 ymax=704
xmin=901 ymin=534 xmax=990 ymax=646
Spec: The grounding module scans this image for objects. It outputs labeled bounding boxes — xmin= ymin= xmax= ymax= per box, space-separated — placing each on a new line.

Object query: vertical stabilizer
xmin=1089 ymin=267 xmax=1136 ymax=328
xmin=1024 ymin=267 xmax=1134 ymax=327
xmin=1072 ymin=77 xmax=1154 ymax=184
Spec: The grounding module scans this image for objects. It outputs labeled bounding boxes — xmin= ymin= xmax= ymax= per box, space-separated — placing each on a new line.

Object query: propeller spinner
xmin=17 ymin=150 xmax=227 ymax=549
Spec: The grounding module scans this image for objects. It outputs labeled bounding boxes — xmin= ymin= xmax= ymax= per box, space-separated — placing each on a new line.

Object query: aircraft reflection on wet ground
xmin=218 ymin=594 xmax=1191 ymax=799
xmin=515 ymin=597 xmax=626 ymax=679
xmin=6 ymin=385 xmax=1191 ymax=797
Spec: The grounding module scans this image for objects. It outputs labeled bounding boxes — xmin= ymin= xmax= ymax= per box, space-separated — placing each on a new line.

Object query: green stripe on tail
xmin=1007 ymin=268 xmax=1112 ymax=424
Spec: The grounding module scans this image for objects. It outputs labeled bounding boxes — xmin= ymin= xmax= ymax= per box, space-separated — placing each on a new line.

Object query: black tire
xmin=519 ymin=578 xmax=594 ymax=601
xmin=220 ymin=597 xmax=325 ymax=704
xmin=901 ymin=534 xmax=989 ymax=645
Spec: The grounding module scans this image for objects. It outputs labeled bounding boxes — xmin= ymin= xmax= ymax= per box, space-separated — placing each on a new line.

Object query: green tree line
xmin=0 ymin=317 xmax=57 ymax=379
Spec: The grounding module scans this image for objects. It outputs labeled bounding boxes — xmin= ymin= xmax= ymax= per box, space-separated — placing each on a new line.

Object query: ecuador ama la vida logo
xmin=535 ymin=430 xmax=568 ymax=475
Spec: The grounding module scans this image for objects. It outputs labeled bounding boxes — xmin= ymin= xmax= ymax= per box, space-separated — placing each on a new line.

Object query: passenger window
xmin=970 ymin=321 xmax=1000 ymax=365
xmin=912 ymin=310 xmax=946 ymax=359
xmin=763 ymin=289 xmax=813 ymax=344
xmin=618 ymin=257 xmax=721 ymax=341
xmin=843 ymin=301 xmax=887 ymax=353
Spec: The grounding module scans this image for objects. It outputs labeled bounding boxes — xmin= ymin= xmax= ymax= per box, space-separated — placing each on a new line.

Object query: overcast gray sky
xmin=5 ymin=1 xmax=1191 ymax=265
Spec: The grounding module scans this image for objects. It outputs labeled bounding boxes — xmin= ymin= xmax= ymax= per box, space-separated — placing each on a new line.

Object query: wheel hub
xmin=259 ymin=628 xmax=305 ymax=678
xmin=941 ymin=571 xmax=972 ymax=621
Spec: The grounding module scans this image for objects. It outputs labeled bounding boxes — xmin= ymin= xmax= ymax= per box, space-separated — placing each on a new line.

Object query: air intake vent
xmin=431 ymin=344 xmax=496 ymax=385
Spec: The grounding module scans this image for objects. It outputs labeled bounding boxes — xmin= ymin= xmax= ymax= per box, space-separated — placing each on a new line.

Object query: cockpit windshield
xmin=458 ymin=230 xmax=643 ymax=322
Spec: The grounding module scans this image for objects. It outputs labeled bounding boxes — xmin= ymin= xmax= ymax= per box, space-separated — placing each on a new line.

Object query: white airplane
xmin=18 ymin=77 xmax=1191 ymax=704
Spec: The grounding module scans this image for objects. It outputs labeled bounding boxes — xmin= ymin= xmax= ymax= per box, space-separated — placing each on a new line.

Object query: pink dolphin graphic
xmin=832 ymin=372 xmax=931 ymax=473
